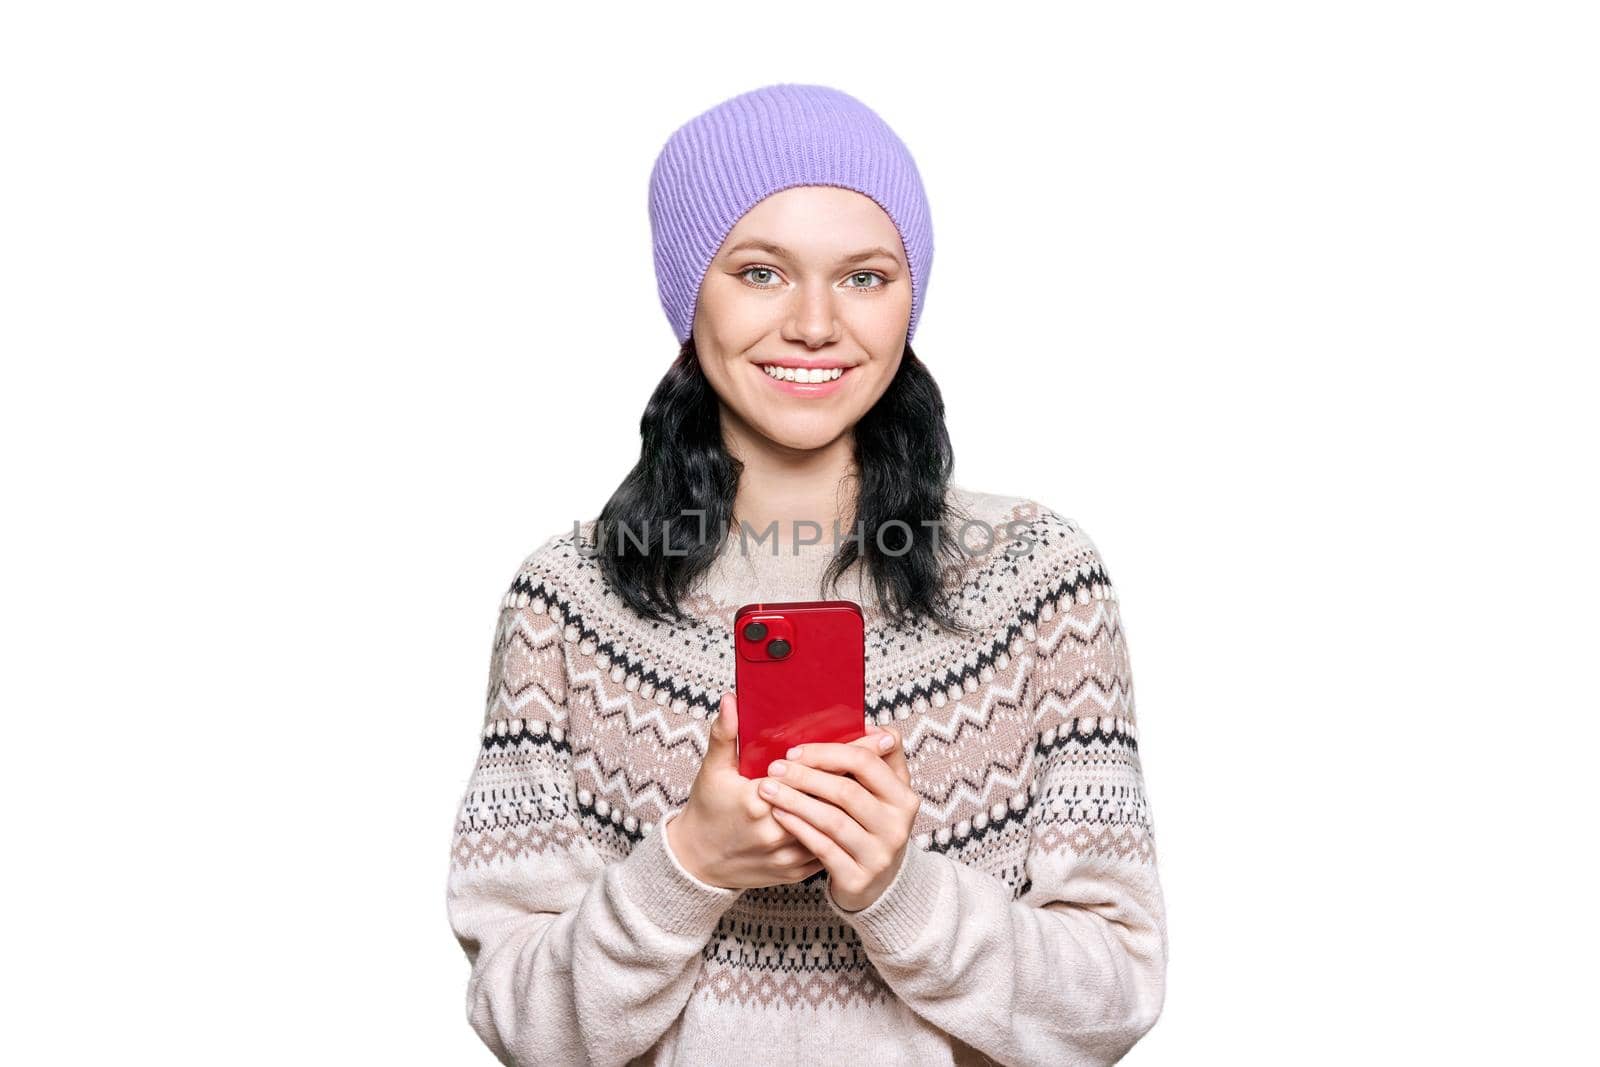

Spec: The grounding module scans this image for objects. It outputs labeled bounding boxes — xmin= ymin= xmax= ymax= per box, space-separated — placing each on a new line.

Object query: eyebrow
xmin=723 ymin=239 xmax=901 ymax=267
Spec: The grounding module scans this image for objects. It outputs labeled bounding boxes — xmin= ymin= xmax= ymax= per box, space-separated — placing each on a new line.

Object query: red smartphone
xmin=733 ymin=599 xmax=866 ymax=780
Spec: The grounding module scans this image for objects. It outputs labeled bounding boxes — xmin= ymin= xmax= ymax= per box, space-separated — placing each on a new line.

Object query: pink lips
xmin=756 ymin=364 xmax=853 ymax=397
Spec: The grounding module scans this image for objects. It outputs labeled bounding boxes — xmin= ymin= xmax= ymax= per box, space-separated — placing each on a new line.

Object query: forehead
xmin=721 ymin=186 xmax=904 ymax=261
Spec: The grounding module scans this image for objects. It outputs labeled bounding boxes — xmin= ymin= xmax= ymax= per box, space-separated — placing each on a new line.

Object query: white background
xmin=3 ymin=2 xmax=1595 ymax=1063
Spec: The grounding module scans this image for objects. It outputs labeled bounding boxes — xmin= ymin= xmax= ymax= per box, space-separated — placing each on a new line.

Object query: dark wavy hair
xmin=592 ymin=337 xmax=975 ymax=635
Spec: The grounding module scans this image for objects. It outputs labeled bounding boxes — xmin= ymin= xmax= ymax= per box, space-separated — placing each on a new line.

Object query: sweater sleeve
xmin=446 ymin=580 xmax=744 ymax=1067
xmin=823 ymin=546 xmax=1168 ymax=1067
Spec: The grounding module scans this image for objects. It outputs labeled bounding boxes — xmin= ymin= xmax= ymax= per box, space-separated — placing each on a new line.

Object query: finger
xmin=874 ymin=725 xmax=912 ymax=786
xmin=764 ymin=812 xmax=805 ymax=849
xmin=766 ymin=760 xmax=894 ymax=837
xmin=768 ymin=805 xmax=864 ymax=882
xmin=842 ymin=730 xmax=896 ymax=783
xmin=761 ymin=779 xmax=881 ymax=868
xmin=860 ymin=723 xmax=908 ymax=772
xmin=847 ymin=729 xmax=884 ymax=751
xmin=797 ymin=860 xmax=826 ymax=882
xmin=783 ymin=740 xmax=908 ymax=810
xmin=864 ymin=723 xmax=915 ymax=790
xmin=772 ymin=842 xmax=818 ymax=867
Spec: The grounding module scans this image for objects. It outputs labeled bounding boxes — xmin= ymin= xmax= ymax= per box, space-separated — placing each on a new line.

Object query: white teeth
xmin=762 ymin=365 xmax=844 ymax=383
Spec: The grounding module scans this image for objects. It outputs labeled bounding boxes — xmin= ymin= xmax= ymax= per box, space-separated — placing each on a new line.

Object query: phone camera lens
xmin=743 ymin=621 xmax=768 ymax=641
xmin=766 ymin=638 xmax=791 ymax=659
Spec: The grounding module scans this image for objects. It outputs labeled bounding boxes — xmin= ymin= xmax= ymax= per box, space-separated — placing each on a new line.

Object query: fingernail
xmin=759 ymin=781 xmax=778 ymax=798
xmin=786 ymin=746 xmax=801 ymax=759
xmin=768 ymin=760 xmax=787 ymax=776
xmin=878 ymin=734 xmax=895 ymax=752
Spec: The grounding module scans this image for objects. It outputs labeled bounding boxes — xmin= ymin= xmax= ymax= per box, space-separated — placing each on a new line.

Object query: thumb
xmin=706 ymin=692 xmax=740 ymax=766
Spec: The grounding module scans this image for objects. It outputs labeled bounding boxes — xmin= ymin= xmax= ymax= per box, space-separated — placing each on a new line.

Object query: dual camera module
xmin=741 ymin=620 xmax=791 ymax=659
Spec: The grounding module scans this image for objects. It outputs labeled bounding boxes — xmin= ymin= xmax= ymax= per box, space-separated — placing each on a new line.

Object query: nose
xmin=780 ymin=281 xmax=842 ymax=348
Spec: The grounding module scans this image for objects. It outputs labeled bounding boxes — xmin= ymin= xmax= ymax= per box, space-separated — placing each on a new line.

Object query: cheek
xmin=849 ymin=291 xmax=913 ymax=348
xmin=698 ymin=278 xmax=777 ymax=338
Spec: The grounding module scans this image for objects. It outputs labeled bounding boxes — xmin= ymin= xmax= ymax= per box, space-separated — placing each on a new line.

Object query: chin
xmin=754 ymin=413 xmax=853 ymax=452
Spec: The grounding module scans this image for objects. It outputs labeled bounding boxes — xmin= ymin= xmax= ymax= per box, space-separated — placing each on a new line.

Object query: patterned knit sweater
xmin=446 ymin=485 xmax=1167 ymax=1066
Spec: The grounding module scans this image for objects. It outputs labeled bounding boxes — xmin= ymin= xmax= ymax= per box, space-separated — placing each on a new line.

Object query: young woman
xmin=446 ymin=83 xmax=1168 ymax=1066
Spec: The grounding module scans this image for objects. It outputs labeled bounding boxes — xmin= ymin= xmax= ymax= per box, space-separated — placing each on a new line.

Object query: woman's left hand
xmin=759 ymin=724 xmax=919 ymax=912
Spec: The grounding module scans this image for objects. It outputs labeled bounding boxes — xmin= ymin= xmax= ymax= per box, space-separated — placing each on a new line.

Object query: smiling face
xmin=692 ymin=185 xmax=913 ymax=454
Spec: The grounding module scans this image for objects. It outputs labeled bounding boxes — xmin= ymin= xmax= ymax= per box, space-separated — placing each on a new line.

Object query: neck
xmin=723 ymin=419 xmax=858 ymax=546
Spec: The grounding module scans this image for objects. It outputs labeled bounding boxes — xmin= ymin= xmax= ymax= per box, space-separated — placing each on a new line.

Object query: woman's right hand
xmin=665 ymin=691 xmax=827 ymax=890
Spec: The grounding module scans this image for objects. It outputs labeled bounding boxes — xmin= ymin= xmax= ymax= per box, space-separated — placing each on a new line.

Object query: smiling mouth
xmin=757 ymin=363 xmax=851 ymax=384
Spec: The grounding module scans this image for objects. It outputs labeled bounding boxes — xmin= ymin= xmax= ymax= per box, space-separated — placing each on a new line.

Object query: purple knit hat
xmin=648 ymin=83 xmax=934 ymax=346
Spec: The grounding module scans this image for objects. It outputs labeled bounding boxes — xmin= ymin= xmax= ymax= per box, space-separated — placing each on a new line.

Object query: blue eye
xmin=740 ymin=266 xmax=781 ymax=288
xmin=845 ymin=271 xmax=887 ymax=290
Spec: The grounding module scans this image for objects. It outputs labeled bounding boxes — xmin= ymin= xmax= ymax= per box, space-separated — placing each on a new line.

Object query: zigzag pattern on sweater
xmin=495 ymin=523 xmax=1118 ymax=727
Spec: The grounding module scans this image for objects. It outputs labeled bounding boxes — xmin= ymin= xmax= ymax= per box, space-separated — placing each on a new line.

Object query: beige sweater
xmin=445 ymin=486 xmax=1167 ymax=1065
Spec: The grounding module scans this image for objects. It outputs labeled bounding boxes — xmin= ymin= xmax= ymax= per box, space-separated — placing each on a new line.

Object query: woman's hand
xmin=759 ymin=724 xmax=919 ymax=913
xmin=668 ymin=692 xmax=826 ymax=889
